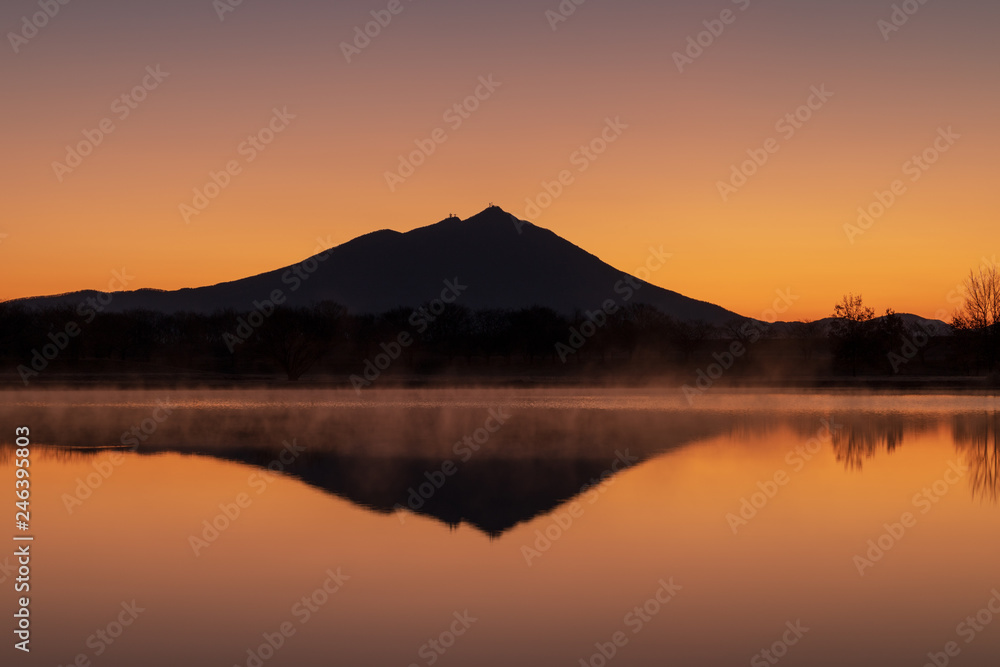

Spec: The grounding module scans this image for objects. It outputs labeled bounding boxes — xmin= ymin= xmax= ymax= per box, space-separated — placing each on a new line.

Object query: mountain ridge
xmin=6 ymin=207 xmax=741 ymax=324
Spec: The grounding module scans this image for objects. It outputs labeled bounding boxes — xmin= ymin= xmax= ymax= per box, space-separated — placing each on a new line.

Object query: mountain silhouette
xmin=12 ymin=206 xmax=739 ymax=324
xmin=210 ymin=450 xmax=639 ymax=537
xmin=22 ymin=408 xmax=996 ymax=537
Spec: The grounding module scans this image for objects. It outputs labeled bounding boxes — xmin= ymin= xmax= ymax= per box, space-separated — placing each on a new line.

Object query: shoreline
xmin=0 ymin=373 xmax=997 ymax=393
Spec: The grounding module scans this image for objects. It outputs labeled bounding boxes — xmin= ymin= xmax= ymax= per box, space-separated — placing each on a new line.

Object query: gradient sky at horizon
xmin=2 ymin=0 xmax=998 ymax=320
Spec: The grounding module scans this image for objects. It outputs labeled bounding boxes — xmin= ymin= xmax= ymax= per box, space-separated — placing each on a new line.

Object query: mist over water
xmin=1 ymin=388 xmax=998 ymax=666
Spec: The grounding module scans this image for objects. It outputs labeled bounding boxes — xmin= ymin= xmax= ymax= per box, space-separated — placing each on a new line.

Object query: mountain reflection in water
xmin=4 ymin=391 xmax=997 ymax=535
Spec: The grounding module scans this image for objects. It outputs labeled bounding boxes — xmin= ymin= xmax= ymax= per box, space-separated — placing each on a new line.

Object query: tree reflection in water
xmin=953 ymin=412 xmax=1000 ymax=503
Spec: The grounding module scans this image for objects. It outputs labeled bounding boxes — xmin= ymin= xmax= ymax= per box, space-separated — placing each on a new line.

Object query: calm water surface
xmin=1 ymin=389 xmax=998 ymax=667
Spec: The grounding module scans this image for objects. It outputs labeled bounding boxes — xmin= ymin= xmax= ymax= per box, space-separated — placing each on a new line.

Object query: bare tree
xmin=953 ymin=264 xmax=1000 ymax=330
xmin=953 ymin=264 xmax=1000 ymax=372
xmin=830 ymin=293 xmax=877 ymax=376
xmin=831 ymin=293 xmax=875 ymax=328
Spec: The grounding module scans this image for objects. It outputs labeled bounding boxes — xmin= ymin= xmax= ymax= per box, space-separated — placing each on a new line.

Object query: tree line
xmin=828 ymin=263 xmax=999 ymax=376
xmin=0 ymin=264 xmax=996 ymax=383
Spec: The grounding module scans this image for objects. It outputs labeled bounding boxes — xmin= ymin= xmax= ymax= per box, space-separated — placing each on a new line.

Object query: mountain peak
xmin=456 ymin=205 xmax=536 ymax=235
xmin=11 ymin=208 xmax=740 ymax=324
xmin=465 ymin=204 xmax=517 ymax=222
xmin=422 ymin=206 xmax=520 ymax=231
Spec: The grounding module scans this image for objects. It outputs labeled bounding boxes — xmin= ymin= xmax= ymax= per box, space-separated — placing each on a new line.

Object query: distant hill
xmin=9 ymin=206 xmax=741 ymax=324
xmin=771 ymin=313 xmax=953 ymax=337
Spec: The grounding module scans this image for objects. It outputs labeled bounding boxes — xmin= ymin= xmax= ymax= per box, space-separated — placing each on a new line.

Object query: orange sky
xmin=2 ymin=0 xmax=997 ymax=321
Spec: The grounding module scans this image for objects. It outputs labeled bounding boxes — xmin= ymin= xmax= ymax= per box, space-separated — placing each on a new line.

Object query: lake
xmin=1 ymin=389 xmax=998 ymax=666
